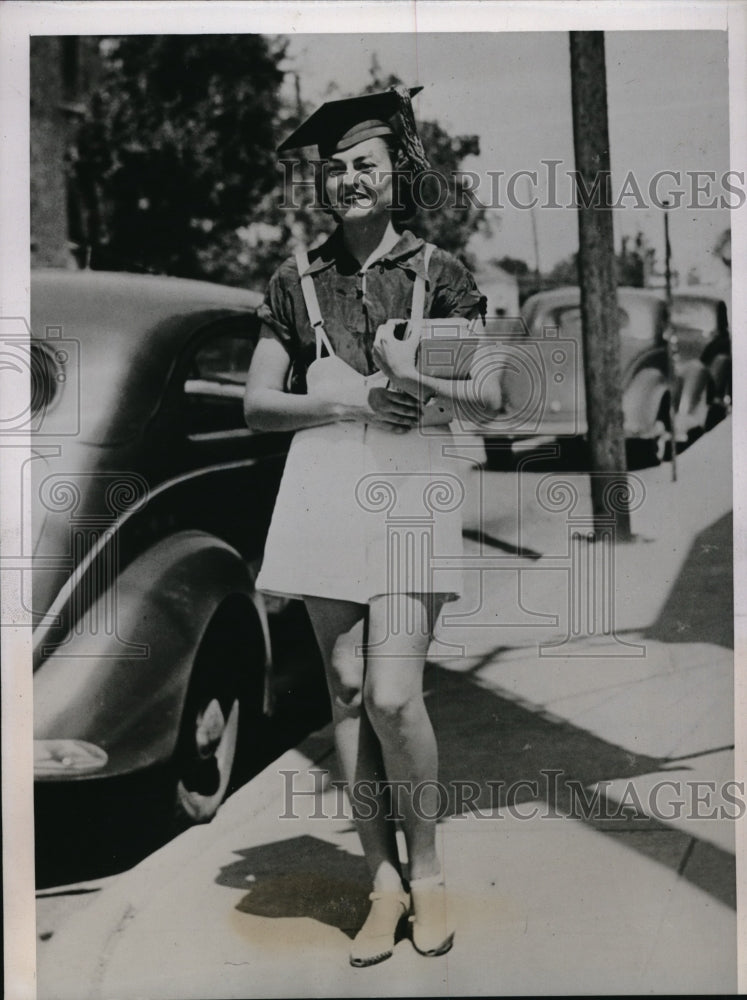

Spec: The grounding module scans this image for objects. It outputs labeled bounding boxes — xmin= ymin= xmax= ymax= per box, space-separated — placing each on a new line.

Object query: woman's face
xmin=323 ymin=136 xmax=395 ymax=223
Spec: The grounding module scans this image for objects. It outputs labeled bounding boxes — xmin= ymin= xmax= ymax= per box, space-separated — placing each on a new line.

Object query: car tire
xmin=171 ymin=596 xmax=266 ymax=827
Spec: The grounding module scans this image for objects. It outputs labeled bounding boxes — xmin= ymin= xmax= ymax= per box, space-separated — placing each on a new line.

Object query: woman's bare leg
xmin=364 ymin=593 xmax=446 ymax=882
xmin=304 ymin=596 xmax=403 ymax=890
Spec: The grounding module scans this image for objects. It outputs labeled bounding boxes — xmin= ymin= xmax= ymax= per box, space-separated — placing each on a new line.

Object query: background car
xmin=30 ymin=269 xmax=326 ymax=880
xmin=667 ymin=288 xmax=732 ymax=409
xmin=481 ymin=285 xmax=718 ymax=469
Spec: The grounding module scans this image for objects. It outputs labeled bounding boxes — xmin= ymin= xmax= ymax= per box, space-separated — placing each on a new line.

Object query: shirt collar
xmin=300 ymin=227 xmax=427 ymax=278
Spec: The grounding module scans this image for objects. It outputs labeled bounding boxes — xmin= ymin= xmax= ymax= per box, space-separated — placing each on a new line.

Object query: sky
xmin=279 ymin=31 xmax=733 ymax=285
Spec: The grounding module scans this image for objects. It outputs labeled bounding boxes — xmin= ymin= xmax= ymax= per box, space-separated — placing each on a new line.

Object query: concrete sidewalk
xmin=39 ymin=419 xmax=738 ymax=997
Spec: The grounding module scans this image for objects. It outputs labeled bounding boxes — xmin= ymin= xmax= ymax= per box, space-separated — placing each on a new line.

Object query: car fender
xmin=34 ymin=530 xmax=270 ymax=779
xmin=622 ymin=367 xmax=669 ymax=438
xmin=676 ymin=359 xmax=711 ymax=433
xmin=622 ymin=346 xmax=668 ymax=388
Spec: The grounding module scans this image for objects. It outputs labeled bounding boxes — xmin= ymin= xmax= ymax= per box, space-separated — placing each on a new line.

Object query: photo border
xmin=1 ymin=3 xmax=744 ymax=997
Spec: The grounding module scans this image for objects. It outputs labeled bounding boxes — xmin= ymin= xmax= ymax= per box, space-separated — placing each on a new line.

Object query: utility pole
xmin=526 ymin=174 xmax=541 ymax=286
xmin=569 ymin=31 xmax=631 ymax=541
xmin=663 ymin=200 xmax=678 ymax=482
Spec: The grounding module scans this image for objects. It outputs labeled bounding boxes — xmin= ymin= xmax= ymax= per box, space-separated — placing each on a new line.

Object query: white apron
xmin=255 ymin=248 xmax=465 ymax=605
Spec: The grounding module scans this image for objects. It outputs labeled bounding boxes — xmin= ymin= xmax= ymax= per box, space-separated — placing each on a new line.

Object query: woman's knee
xmin=326 ymin=640 xmax=364 ymax=713
xmin=364 ymin=672 xmax=420 ymax=727
xmin=330 ymin=681 xmax=363 ymax=715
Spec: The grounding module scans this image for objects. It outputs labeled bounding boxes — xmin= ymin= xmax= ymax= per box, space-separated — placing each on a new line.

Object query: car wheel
xmin=175 ymin=696 xmax=240 ymax=824
xmin=172 ymin=597 xmax=266 ymax=826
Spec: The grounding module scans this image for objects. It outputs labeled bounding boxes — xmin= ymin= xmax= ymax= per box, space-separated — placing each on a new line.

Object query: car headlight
xmin=34 ymin=739 xmax=108 ymax=778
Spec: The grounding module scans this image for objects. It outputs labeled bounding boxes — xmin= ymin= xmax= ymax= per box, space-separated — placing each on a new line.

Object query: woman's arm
xmin=372 ymin=331 xmax=504 ymax=423
xmin=243 ymin=336 xmax=423 ymax=433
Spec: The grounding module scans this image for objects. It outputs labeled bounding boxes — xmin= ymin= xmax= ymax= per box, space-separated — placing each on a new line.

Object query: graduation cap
xmin=278 ymin=85 xmax=430 ymax=171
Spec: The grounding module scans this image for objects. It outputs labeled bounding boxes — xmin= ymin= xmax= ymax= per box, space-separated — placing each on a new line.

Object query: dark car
xmin=667 ymin=288 xmax=731 ymax=407
xmin=29 ymin=269 xmax=322 ymax=839
xmin=481 ymin=285 xmax=718 ymax=467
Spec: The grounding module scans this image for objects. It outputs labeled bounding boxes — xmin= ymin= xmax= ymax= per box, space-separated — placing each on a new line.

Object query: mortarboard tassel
xmin=390 ymin=84 xmax=431 ymax=173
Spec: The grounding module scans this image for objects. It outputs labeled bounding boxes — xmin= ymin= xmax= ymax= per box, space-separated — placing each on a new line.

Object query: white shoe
xmin=409 ymin=874 xmax=454 ymax=957
xmin=349 ymin=888 xmax=410 ymax=967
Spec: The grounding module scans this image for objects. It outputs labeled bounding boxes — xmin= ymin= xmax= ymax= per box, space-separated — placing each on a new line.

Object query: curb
xmin=40 ymin=723 xmax=335 ymax=1000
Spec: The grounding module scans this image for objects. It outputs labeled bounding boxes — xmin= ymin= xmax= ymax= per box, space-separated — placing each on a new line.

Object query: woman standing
xmin=244 ymin=85 xmax=501 ymax=966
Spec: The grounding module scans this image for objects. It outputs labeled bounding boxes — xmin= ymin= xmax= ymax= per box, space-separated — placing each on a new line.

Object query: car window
xmin=615 ymin=302 xmax=654 ymax=340
xmin=189 ymin=328 xmax=254 ymax=384
xmin=554 ymin=303 xmax=658 ymax=342
xmin=182 ymin=322 xmax=256 ymax=436
xmin=670 ymin=300 xmax=717 ymax=336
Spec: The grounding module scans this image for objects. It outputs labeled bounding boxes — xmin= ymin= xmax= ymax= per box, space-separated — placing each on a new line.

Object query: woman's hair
xmin=312 ymin=133 xmax=419 ymax=225
xmin=383 ymin=134 xmax=418 ymax=223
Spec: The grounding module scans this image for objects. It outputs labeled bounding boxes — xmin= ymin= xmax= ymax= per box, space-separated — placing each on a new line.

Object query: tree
xmin=74 ymin=35 xmax=290 ymax=283
xmin=30 ymin=37 xmax=98 ymax=268
xmin=546 ymin=235 xmax=658 ymax=291
xmin=547 ymin=252 xmax=580 ymax=286
xmin=69 ymin=40 xmax=486 ymax=287
xmin=617 ymin=232 xmax=656 ymax=287
xmin=493 ymin=255 xmax=530 ymax=277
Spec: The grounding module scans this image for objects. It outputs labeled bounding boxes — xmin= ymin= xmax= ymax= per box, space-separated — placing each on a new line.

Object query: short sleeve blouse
xmin=257 ymin=227 xmax=486 ymax=391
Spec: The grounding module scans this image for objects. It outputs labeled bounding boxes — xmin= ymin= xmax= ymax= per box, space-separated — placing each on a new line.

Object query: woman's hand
xmin=244 ymin=332 xmax=423 ymax=434
xmin=373 ymin=320 xmax=420 ymax=384
xmin=366 ymin=385 xmax=422 ymax=433
xmin=311 ymin=374 xmax=421 ymax=432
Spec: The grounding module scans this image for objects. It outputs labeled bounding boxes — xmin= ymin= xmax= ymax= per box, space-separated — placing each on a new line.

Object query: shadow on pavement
xmin=216 ymin=655 xmax=735 ymax=922
xmin=645 ymin=511 xmax=733 ymax=649
xmin=427 ymin=660 xmax=734 ymax=908
xmin=215 ymin=494 xmax=735 ymax=922
xmin=482 ymin=436 xmax=670 ymax=474
xmin=216 ymin=835 xmax=370 ymax=938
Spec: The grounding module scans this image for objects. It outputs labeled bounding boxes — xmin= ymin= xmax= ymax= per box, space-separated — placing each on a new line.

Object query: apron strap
xmin=410 ymin=242 xmax=435 ymax=331
xmin=297 ymin=241 xmax=435 ymax=361
xmin=296 ymin=249 xmax=335 ymax=360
